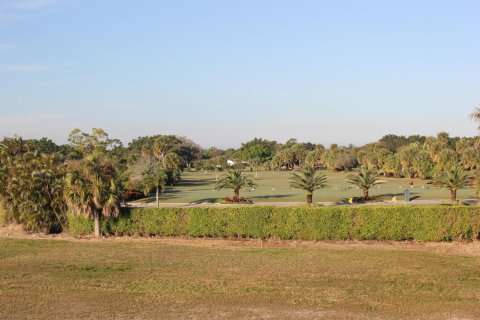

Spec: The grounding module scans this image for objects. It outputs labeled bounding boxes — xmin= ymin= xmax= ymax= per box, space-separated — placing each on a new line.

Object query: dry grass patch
xmin=1 ymin=238 xmax=480 ymax=319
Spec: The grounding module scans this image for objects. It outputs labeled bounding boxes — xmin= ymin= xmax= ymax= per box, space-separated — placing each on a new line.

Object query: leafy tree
xmin=153 ymin=136 xmax=181 ymax=162
xmin=150 ymin=136 xmax=183 ymax=184
xmin=347 ymin=167 xmax=383 ymax=200
xmin=65 ymin=154 xmax=122 ymax=237
xmin=125 ymin=157 xmax=151 ymax=191
xmin=321 ymin=147 xmax=338 ymax=170
xmin=68 ymin=128 xmax=122 ymax=155
xmin=456 ymin=137 xmax=475 ymax=154
xmin=161 ymin=152 xmax=182 ymax=184
xmin=291 ymin=144 xmax=309 ymax=166
xmin=320 ymin=145 xmax=357 ymax=171
xmin=379 ymin=134 xmax=409 ymax=153
xmin=406 ymin=135 xmax=427 ymax=146
xmin=26 ymin=137 xmax=59 ymax=154
xmin=289 ymin=166 xmax=328 ymax=204
xmin=200 ymin=147 xmax=225 ymax=160
xmin=397 ymin=143 xmax=434 ymax=179
xmin=124 ymin=136 xmax=184 ymax=191
xmin=214 ymin=170 xmax=257 ymax=199
xmin=413 ymin=148 xmax=435 ymax=179
xmin=356 ymin=144 xmax=391 ymax=172
xmin=398 ymin=145 xmax=417 ymax=178
xmin=177 ymin=137 xmax=201 ymax=168
xmin=382 ymin=154 xmax=402 ymax=178
xmin=304 ymin=151 xmax=317 ymax=167
xmin=271 ymin=140 xmax=315 ymax=170
xmin=284 ymin=138 xmax=298 ymax=148
xmin=436 ymin=132 xmax=450 ymax=147
xmin=57 ymin=144 xmax=83 ymax=160
xmin=425 ymin=137 xmax=442 ymax=163
xmin=304 ymin=145 xmax=326 ymax=168
xmin=269 ymin=154 xmax=282 ymax=170
xmin=425 ymin=132 xmax=455 ymax=165
xmin=127 ymin=134 xmax=200 ymax=173
xmin=434 ymin=165 xmax=473 ymax=202
xmin=249 ymin=157 xmax=264 ymax=176
xmin=0 ymin=137 xmax=66 ymax=233
xmin=432 ymin=149 xmax=459 ymax=178
xmin=459 ymin=147 xmax=479 ymax=170
xmin=335 ymin=150 xmax=358 ymax=171
xmin=275 ymin=148 xmax=296 ymax=169
xmin=239 ymin=138 xmax=275 ymax=164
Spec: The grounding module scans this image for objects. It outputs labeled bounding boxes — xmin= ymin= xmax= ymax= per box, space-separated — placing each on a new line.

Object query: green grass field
xmin=1 ymin=238 xmax=479 ymax=319
xmin=139 ymin=170 xmax=475 ymax=203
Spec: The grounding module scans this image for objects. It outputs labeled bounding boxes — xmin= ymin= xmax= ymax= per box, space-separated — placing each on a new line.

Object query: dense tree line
xmin=0 ymin=129 xmax=125 ymax=236
xmin=1 ymin=108 xmax=480 ymax=234
xmin=195 ymin=132 xmax=478 ymax=182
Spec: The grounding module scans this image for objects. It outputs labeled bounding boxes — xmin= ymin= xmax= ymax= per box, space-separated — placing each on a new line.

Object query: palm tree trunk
xmin=451 ymin=189 xmax=457 ymax=202
xmin=306 ymin=193 xmax=313 ymax=204
xmin=234 ymin=190 xmax=240 ymax=201
xmin=156 ymin=185 xmax=159 ymax=208
xmin=363 ymin=188 xmax=369 ymax=200
xmin=94 ymin=210 xmax=100 ymax=237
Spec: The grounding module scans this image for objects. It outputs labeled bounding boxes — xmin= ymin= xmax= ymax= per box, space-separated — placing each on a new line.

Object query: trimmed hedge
xmin=67 ymin=205 xmax=480 ymax=242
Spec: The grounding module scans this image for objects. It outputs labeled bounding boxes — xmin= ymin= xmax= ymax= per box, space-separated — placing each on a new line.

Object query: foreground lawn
xmin=140 ymin=170 xmax=475 ymax=203
xmin=1 ymin=238 xmax=480 ymax=319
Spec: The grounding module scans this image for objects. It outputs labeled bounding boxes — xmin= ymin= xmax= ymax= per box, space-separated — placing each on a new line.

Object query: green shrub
xmin=65 ymin=205 xmax=480 ymax=242
xmin=67 ymin=214 xmax=93 ymax=236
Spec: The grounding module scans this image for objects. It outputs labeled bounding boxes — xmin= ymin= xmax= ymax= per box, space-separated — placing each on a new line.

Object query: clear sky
xmin=0 ymin=0 xmax=479 ymax=148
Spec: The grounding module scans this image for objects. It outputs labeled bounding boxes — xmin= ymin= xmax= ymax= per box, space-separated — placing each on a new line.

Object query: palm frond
xmin=289 ymin=166 xmax=328 ymax=193
xmin=434 ymin=165 xmax=473 ymax=190
xmin=214 ymin=169 xmax=257 ymax=193
xmin=346 ymin=167 xmax=383 ymax=189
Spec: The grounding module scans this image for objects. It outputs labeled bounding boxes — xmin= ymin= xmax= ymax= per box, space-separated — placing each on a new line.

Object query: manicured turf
xmin=138 ymin=170 xmax=475 ymax=203
xmin=1 ymin=238 xmax=479 ymax=319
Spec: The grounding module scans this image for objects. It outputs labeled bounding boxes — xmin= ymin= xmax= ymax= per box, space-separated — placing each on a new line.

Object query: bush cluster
xmin=67 ymin=205 xmax=480 ymax=242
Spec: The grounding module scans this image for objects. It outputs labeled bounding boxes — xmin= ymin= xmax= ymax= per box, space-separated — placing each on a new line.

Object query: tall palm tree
xmin=434 ymin=165 xmax=473 ymax=202
xmin=290 ymin=166 xmax=328 ymax=204
xmin=214 ymin=169 xmax=257 ymax=200
xmin=347 ymin=167 xmax=383 ymax=200
xmin=470 ymin=106 xmax=480 ymax=129
xmin=65 ymin=154 xmax=122 ymax=237
xmin=142 ymin=162 xmax=167 ymax=207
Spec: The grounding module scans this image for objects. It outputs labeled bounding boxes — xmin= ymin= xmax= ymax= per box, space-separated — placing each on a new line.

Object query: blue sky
xmin=0 ymin=0 xmax=479 ymax=148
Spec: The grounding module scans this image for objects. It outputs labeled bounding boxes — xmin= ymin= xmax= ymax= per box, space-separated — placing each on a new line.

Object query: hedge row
xmin=67 ymin=205 xmax=480 ymax=242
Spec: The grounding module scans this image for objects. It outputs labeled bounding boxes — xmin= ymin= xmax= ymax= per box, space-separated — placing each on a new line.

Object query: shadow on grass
xmin=250 ymin=194 xmax=295 ymax=201
xmin=132 ymin=189 xmax=182 ymax=203
xmin=189 ymin=198 xmax=220 ymax=204
xmin=337 ymin=193 xmax=421 ymax=204
xmin=337 ymin=196 xmax=384 ymax=204
xmin=178 ymin=178 xmax=215 ymax=187
xmin=375 ymin=193 xmax=421 ymax=201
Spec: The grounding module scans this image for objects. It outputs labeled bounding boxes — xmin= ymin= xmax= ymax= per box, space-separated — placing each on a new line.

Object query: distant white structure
xmin=227 ymin=159 xmax=235 ymax=167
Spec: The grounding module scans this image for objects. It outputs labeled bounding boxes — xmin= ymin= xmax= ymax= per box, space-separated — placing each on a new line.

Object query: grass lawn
xmin=137 ymin=170 xmax=476 ymax=203
xmin=1 ymin=238 xmax=480 ymax=319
